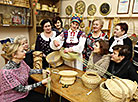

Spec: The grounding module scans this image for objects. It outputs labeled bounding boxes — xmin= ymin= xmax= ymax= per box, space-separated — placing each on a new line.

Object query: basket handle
xmin=111 ymin=76 xmax=126 ymax=101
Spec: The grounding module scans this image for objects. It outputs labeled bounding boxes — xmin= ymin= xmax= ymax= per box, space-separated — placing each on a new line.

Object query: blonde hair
xmin=3 ymin=43 xmax=21 ymax=59
xmin=92 ymin=18 xmax=104 ymax=28
xmin=14 ymin=35 xmax=27 ymax=44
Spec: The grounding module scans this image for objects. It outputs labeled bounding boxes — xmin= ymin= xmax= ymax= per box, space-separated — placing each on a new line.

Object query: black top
xmin=109 ymin=36 xmax=132 ymax=58
xmin=108 ymin=59 xmax=138 ymax=82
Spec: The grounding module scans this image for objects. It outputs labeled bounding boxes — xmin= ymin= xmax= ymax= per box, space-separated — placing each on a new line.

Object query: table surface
xmin=31 ymin=65 xmax=102 ymax=102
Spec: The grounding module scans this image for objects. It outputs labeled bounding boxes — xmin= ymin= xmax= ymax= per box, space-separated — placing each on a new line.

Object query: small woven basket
xmin=59 ymin=48 xmax=79 ymax=62
xmin=81 ymin=71 xmax=102 ymax=89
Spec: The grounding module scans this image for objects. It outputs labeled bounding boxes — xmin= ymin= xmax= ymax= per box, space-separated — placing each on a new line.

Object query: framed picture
xmin=132 ymin=0 xmax=138 ymax=14
xmin=117 ymin=0 xmax=130 ymax=14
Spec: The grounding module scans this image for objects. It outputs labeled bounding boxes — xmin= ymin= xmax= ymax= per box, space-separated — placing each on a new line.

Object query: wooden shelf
xmin=36 ymin=9 xmax=59 ymax=14
xmin=0 ymin=2 xmax=30 ymax=8
xmin=0 ymin=25 xmax=33 ymax=28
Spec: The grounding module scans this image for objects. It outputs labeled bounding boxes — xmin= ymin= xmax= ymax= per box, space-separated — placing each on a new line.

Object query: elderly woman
xmin=109 ymin=22 xmax=132 ymax=58
xmin=50 ymin=13 xmax=86 ymax=71
xmin=35 ymin=19 xmax=58 ymax=68
xmin=0 ymin=43 xmax=50 ymax=102
xmin=52 ymin=16 xmax=66 ymax=36
xmin=87 ymin=40 xmax=111 ymax=76
xmin=14 ymin=35 xmax=34 ymax=68
xmin=83 ymin=18 xmax=108 ymax=71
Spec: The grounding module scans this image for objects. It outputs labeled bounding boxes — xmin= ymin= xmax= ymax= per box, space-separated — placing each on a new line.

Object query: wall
xmin=60 ymin=0 xmax=138 ymax=36
xmin=0 ymin=27 xmax=29 ymax=68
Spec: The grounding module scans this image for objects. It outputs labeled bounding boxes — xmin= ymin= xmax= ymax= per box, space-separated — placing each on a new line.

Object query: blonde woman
xmin=0 ymin=43 xmax=50 ymax=102
xmin=83 ymin=18 xmax=108 ymax=71
xmin=14 ymin=35 xmax=29 ymax=52
xmin=14 ymin=35 xmax=34 ymax=68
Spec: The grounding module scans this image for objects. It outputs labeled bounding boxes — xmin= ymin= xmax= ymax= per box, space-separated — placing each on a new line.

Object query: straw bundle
xmin=81 ymin=71 xmax=102 ymax=89
xmin=33 ymin=51 xmax=43 ymax=69
xmin=100 ymin=77 xmax=137 ymax=102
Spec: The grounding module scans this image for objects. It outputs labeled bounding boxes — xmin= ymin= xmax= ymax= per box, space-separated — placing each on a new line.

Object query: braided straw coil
xmin=59 ymin=47 xmax=79 ymax=62
xmin=100 ymin=77 xmax=137 ymax=102
xmin=81 ymin=71 xmax=102 ymax=89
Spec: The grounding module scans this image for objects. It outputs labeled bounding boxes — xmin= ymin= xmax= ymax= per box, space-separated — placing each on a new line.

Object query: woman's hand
xmin=42 ymin=77 xmax=51 ymax=85
xmin=64 ymin=48 xmax=73 ymax=53
xmin=54 ymin=40 xmax=60 ymax=47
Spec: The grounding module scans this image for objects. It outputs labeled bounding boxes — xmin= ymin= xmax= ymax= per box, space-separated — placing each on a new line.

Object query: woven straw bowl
xmin=81 ymin=71 xmax=102 ymax=89
xmin=58 ymin=70 xmax=78 ymax=77
xmin=59 ymin=48 xmax=79 ymax=61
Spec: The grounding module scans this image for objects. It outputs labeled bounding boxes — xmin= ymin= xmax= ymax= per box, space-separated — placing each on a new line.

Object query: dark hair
xmin=112 ymin=45 xmax=131 ymax=60
xmin=52 ymin=16 xmax=63 ymax=28
xmin=40 ymin=19 xmax=52 ymax=29
xmin=98 ymin=39 xmax=109 ymax=55
xmin=116 ymin=23 xmax=128 ymax=34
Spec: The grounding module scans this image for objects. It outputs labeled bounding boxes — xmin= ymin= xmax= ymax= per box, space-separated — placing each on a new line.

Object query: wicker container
xmin=59 ymin=47 xmax=79 ymax=62
xmin=100 ymin=77 xmax=137 ymax=102
xmin=33 ymin=51 xmax=43 ymax=69
xmin=81 ymin=71 xmax=102 ymax=89
xmin=46 ymin=51 xmax=63 ymax=68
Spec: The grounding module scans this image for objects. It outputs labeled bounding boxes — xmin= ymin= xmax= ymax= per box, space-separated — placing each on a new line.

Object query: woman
xmin=0 ymin=43 xmax=50 ymax=102
xmin=14 ymin=35 xmax=29 ymax=52
xmin=87 ymin=40 xmax=110 ymax=76
xmin=52 ymin=16 xmax=66 ymax=36
xmin=35 ymin=19 xmax=57 ymax=68
xmin=14 ymin=35 xmax=34 ymax=68
xmin=109 ymin=22 xmax=132 ymax=58
xmin=83 ymin=18 xmax=108 ymax=71
xmin=50 ymin=13 xmax=86 ymax=71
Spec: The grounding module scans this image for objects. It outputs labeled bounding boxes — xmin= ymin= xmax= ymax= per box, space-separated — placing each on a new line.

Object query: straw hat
xmin=58 ymin=70 xmax=78 ymax=85
xmin=59 ymin=47 xmax=79 ymax=62
xmin=46 ymin=51 xmax=63 ymax=68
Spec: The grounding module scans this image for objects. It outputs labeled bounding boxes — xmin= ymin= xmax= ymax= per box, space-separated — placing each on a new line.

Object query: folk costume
xmin=0 ymin=60 xmax=43 ymax=102
xmin=50 ymin=14 xmax=86 ymax=71
xmin=133 ymin=41 xmax=138 ymax=69
xmin=83 ymin=31 xmax=108 ymax=71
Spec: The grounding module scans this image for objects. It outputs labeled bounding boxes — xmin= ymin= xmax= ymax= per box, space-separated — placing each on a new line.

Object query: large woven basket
xmin=59 ymin=47 xmax=79 ymax=62
xmin=100 ymin=77 xmax=137 ymax=102
xmin=81 ymin=71 xmax=102 ymax=89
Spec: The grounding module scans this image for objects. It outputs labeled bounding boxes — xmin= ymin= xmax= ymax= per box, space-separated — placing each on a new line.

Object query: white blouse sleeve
xmin=50 ymin=33 xmax=64 ymax=50
xmin=71 ymin=32 xmax=86 ymax=53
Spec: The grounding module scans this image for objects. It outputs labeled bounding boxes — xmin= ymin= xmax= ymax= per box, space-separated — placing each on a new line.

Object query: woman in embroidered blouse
xmin=0 ymin=43 xmax=50 ymax=102
xmin=50 ymin=13 xmax=86 ymax=71
xmin=35 ymin=19 xmax=57 ymax=68
xmin=83 ymin=18 xmax=108 ymax=71
xmin=109 ymin=22 xmax=132 ymax=59
xmin=52 ymin=16 xmax=66 ymax=36
xmin=87 ymin=40 xmax=111 ymax=76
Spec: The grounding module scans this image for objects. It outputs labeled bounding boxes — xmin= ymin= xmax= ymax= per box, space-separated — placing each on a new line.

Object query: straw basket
xmin=46 ymin=51 xmax=63 ymax=68
xmin=58 ymin=70 xmax=78 ymax=85
xmin=59 ymin=48 xmax=79 ymax=62
xmin=100 ymin=77 xmax=137 ymax=102
xmin=33 ymin=51 xmax=43 ymax=69
xmin=133 ymin=89 xmax=138 ymax=102
xmin=81 ymin=71 xmax=102 ymax=89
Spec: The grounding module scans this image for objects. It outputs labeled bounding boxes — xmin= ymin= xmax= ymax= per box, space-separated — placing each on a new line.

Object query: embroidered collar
xmin=68 ymin=28 xmax=79 ymax=34
xmin=40 ymin=31 xmax=56 ymax=41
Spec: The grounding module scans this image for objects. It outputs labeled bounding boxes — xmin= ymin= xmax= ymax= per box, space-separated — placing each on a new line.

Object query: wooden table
xmin=31 ymin=65 xmax=102 ymax=102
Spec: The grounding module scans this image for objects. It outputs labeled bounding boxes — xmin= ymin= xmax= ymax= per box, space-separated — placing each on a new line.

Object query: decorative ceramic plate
xmin=87 ymin=4 xmax=96 ymax=16
xmin=75 ymin=0 xmax=86 ymax=14
xmin=65 ymin=5 xmax=73 ymax=15
xmin=99 ymin=3 xmax=111 ymax=16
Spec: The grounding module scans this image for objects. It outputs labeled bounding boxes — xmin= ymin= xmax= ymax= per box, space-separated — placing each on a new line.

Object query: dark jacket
xmin=108 ymin=59 xmax=138 ymax=82
xmin=109 ymin=36 xmax=132 ymax=58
